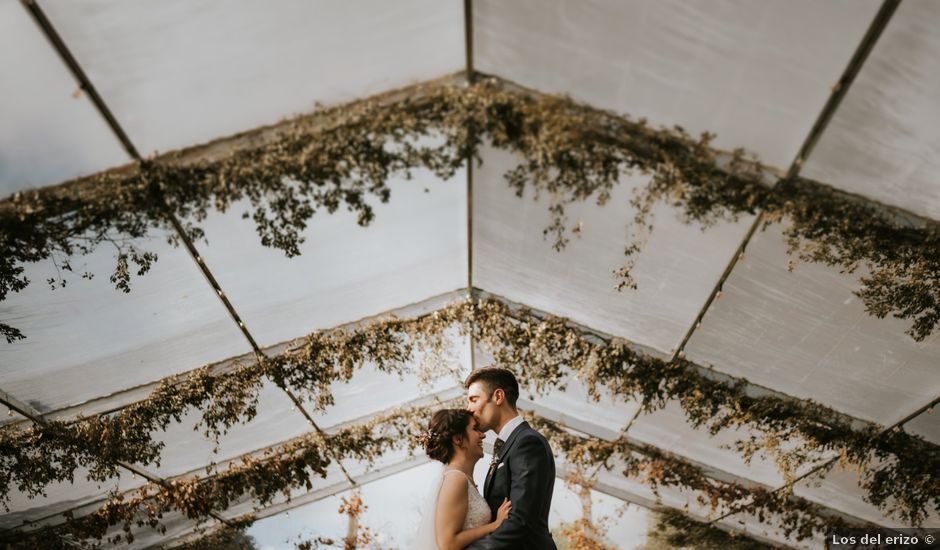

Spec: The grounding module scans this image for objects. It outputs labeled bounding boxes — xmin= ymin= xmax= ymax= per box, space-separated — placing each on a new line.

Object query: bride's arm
xmin=436 ymin=476 xmax=510 ymax=550
xmin=435 ymin=475 xmax=470 ymax=550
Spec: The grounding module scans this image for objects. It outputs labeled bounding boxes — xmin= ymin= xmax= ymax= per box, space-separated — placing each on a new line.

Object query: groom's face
xmin=466 ymin=381 xmax=499 ymax=432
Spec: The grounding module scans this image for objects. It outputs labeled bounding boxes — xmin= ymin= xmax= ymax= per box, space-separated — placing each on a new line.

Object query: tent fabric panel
xmin=0 ymin=1 xmax=129 ymax=199
xmin=626 ymin=399 xmax=835 ymax=489
xmin=794 ymin=466 xmax=940 ymax=529
xmin=476 ymin=343 xmax=642 ymax=440
xmin=474 ymin=0 xmax=880 ymax=170
xmin=217 ymin=459 xmax=352 ymax=523
xmin=518 ymin=390 xmax=639 ymax=443
xmin=1 ymin=294 xmax=462 ymax=426
xmin=473 ymin=146 xmax=753 ymax=356
xmin=190 ymin=171 xmax=467 ymax=348
xmin=802 ymin=0 xmax=940 ymax=221
xmin=684 ymin=223 xmax=940 ymax=425
xmin=0 ymin=229 xmax=252 ymax=412
xmin=134 ymin=380 xmax=311 ymax=479
xmin=904 ymin=409 xmax=940 ymax=446
xmin=313 ymin=335 xmax=470 ymax=432
xmin=39 ymin=0 xmax=464 ymax=155
xmin=588 ymin=453 xmax=699 ymax=513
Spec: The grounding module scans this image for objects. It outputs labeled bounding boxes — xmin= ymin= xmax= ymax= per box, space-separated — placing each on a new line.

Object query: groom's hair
xmin=465 ymin=367 xmax=519 ymax=410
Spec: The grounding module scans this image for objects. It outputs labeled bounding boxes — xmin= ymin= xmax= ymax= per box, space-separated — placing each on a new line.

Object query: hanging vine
xmin=0 ymin=303 xmax=469 ymax=503
xmin=529 ymin=415 xmax=897 ymax=544
xmin=472 ymin=299 xmax=940 ymax=526
xmin=1 ymin=79 xmax=937 ymax=343
xmin=2 ymin=297 xmax=938 ymax=544
xmin=1 ymin=74 xmax=937 ymax=539
xmin=2 ymin=403 xmax=432 ymax=549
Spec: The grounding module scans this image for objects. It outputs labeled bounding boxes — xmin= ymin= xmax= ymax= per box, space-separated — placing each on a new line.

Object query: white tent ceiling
xmin=2 ymin=1 xmax=939 ymax=548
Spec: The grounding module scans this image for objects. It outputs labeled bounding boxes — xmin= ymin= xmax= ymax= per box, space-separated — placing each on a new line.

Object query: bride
xmin=413 ymin=409 xmax=512 ymax=550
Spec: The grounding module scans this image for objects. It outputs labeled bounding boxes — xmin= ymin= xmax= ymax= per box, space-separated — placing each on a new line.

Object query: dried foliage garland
xmin=1 ymin=80 xmax=937 ymax=343
xmin=529 ymin=416 xmax=866 ymax=543
xmin=473 ymin=299 xmax=940 ymax=526
xmin=0 ymin=303 xmax=467 ymax=504
xmin=2 ymin=297 xmax=938 ymax=544
xmin=3 ymin=404 xmax=430 ymax=549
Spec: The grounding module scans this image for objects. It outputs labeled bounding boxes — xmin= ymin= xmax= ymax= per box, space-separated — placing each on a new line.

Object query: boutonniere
xmin=491 ymin=439 xmax=505 ymax=467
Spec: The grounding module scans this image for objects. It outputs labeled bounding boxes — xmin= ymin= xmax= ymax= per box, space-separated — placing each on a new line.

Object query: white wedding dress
xmin=413 ymin=467 xmax=491 ymax=549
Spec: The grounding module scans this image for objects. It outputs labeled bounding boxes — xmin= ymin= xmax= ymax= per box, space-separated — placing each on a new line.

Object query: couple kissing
xmin=412 ymin=367 xmax=557 ymax=550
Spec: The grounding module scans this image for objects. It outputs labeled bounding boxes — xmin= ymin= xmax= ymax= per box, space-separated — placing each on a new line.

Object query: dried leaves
xmin=3 ymin=298 xmax=938 ymax=547
xmin=4 ymin=404 xmax=432 ymax=548
xmin=1 ymin=80 xmax=937 ymax=342
xmin=1 ymin=78 xmax=938 ymax=543
xmin=0 ymin=304 xmax=468 ymax=507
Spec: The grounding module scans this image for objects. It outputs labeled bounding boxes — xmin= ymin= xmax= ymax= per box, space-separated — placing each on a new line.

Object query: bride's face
xmin=461 ymin=417 xmax=486 ymax=461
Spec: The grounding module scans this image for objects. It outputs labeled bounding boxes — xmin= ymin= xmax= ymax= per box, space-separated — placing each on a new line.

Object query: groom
xmin=464 ymin=367 xmax=557 ymax=549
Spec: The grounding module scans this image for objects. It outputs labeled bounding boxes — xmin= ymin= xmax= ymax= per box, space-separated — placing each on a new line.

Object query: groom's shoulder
xmin=520 ymin=422 xmax=553 ymax=448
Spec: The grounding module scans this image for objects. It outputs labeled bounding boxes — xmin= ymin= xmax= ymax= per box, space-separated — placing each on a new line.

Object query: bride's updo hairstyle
xmin=419 ymin=409 xmax=473 ymax=464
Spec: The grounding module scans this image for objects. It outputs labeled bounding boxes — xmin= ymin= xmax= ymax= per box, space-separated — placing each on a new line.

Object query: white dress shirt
xmin=497 ymin=414 xmax=525 ymax=442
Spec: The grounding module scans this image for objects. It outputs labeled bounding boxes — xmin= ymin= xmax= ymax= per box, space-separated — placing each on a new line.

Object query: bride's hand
xmin=495 ymin=497 xmax=512 ymax=527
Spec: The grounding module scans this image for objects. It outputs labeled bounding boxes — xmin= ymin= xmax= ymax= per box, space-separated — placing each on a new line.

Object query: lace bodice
xmin=443 ymin=469 xmax=491 ymax=529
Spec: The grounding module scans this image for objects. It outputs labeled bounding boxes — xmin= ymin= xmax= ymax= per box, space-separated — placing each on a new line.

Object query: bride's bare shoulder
xmin=438 ymin=471 xmax=469 ymax=501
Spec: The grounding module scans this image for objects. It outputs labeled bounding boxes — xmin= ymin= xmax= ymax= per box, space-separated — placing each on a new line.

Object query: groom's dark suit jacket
xmin=466 ymin=420 xmax=557 ymax=550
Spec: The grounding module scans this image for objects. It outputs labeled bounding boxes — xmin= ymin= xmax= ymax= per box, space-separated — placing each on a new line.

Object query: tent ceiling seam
xmin=888 ymin=393 xmax=940 ymax=431
xmin=464 ymin=0 xmax=474 ymax=84
xmin=700 ymin=1 xmax=916 ymax=527
xmin=20 ymin=0 xmax=139 ymax=160
xmin=783 ymin=0 xmax=902 ymax=182
xmin=464 ymin=0 xmax=478 ymax=375
xmin=659 ymin=0 xmax=904 ymax=419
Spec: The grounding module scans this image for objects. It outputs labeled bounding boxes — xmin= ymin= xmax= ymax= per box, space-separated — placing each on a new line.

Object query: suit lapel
xmin=483 ymin=421 xmax=529 ymax=499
